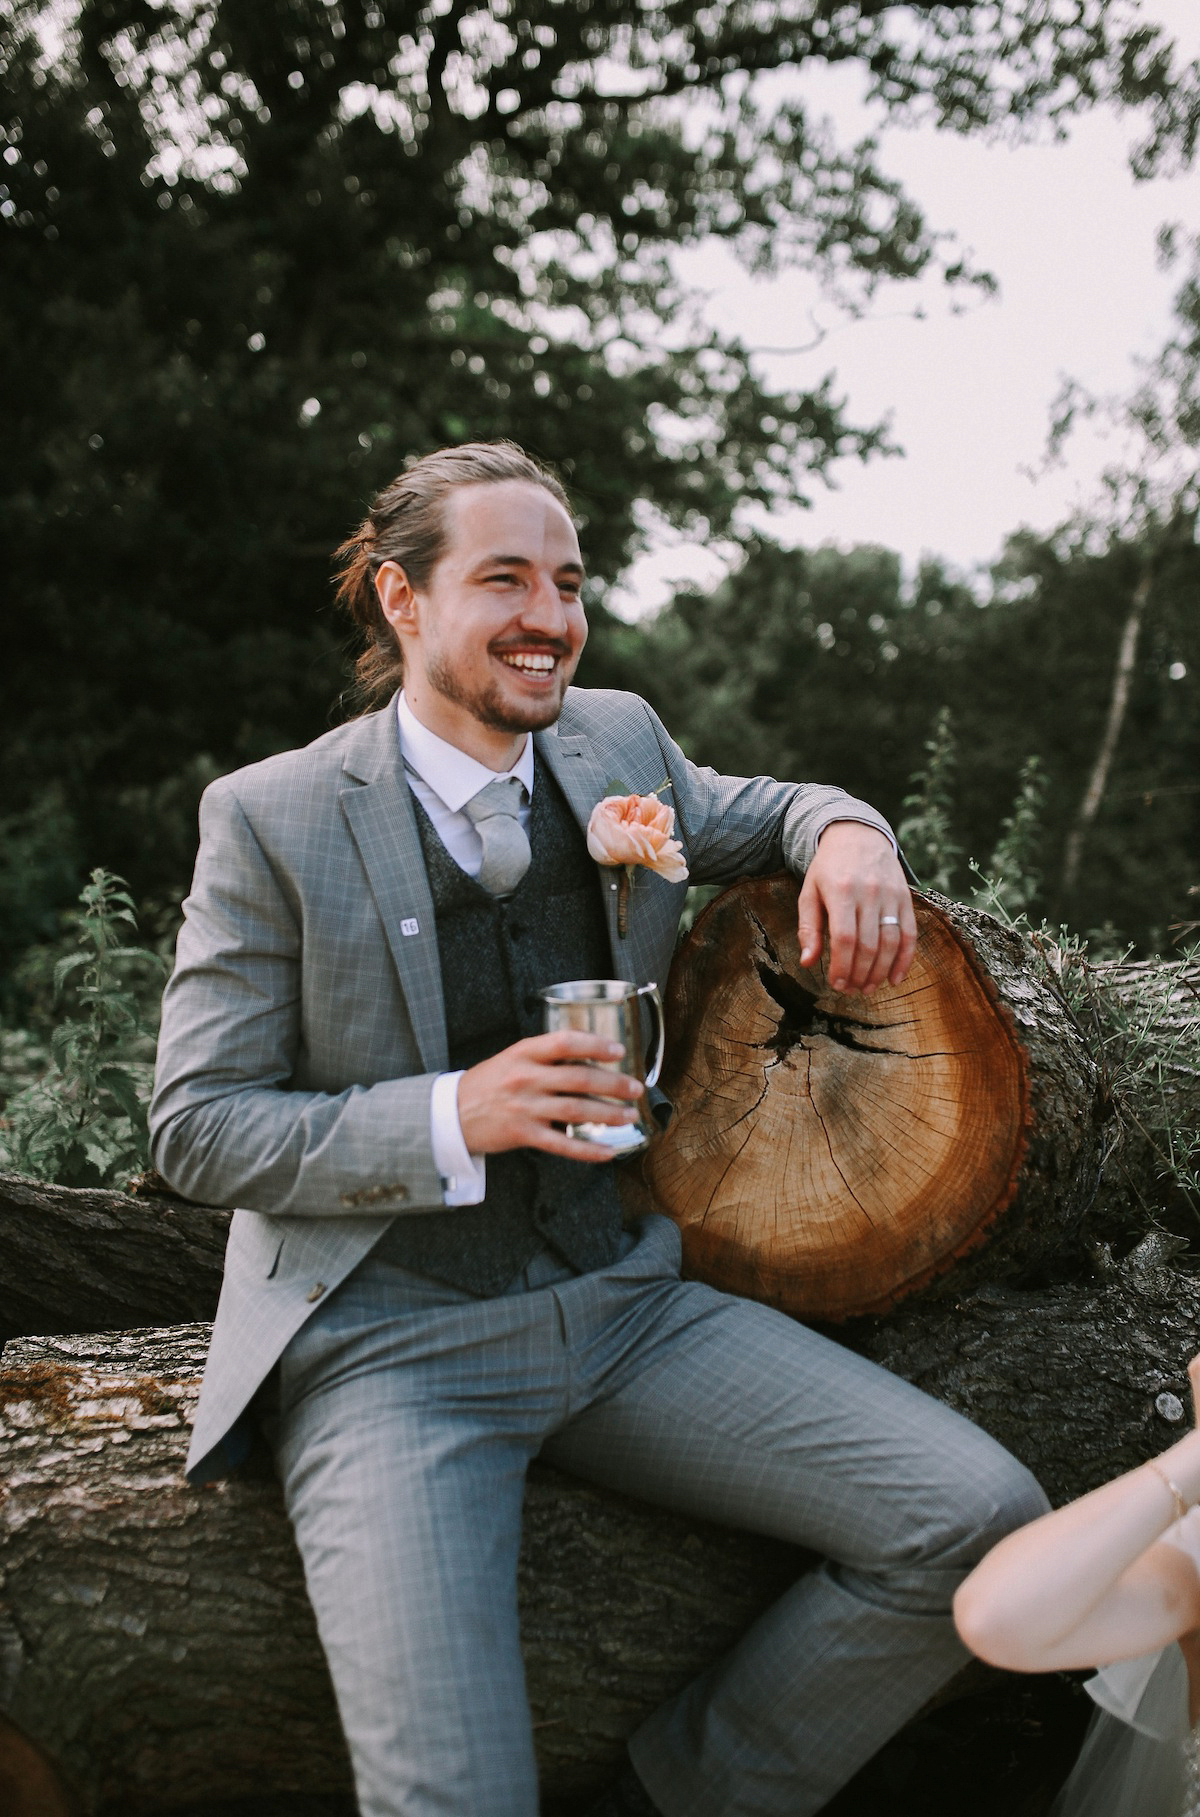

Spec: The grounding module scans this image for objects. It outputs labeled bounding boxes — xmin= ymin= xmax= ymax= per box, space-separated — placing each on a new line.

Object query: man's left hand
xmin=796 ymin=821 xmax=917 ymax=995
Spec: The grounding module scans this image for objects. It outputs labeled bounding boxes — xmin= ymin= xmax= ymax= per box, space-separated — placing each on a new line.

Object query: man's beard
xmin=426 ymin=649 xmax=568 ymax=734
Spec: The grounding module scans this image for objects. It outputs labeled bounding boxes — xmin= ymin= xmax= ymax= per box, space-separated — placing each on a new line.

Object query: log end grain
xmin=642 ymin=880 xmax=1102 ymax=1321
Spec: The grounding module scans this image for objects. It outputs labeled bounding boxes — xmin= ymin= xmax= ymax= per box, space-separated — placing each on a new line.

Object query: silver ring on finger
xmin=880 ymin=915 xmax=901 ymax=927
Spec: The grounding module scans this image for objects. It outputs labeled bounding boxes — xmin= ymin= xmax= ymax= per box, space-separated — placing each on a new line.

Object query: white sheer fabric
xmin=1052 ymin=1507 xmax=1200 ymax=1817
xmin=1051 ymin=1644 xmax=1188 ymax=1816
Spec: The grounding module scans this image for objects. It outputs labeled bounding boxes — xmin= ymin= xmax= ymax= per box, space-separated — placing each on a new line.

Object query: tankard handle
xmin=635 ymin=982 xmax=665 ymax=1089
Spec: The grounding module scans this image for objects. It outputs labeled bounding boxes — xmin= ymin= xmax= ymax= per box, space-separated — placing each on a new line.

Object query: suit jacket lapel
xmin=339 ymin=708 xmax=449 ymax=1074
xmin=536 ymin=724 xmax=639 ymax=984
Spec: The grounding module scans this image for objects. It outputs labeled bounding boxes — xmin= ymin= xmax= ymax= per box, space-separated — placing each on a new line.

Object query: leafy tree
xmin=1028 ymin=231 xmax=1200 ymax=930
xmin=978 ymin=526 xmax=1200 ymax=948
xmin=636 ymin=537 xmax=984 ymax=818
xmin=3 ymin=0 xmax=1198 ymax=933
xmin=642 ymin=515 xmax=1198 ymax=950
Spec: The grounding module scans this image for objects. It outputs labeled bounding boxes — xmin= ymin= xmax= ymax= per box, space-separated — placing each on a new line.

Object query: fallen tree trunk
xmin=4 ymin=1245 xmax=1199 ymax=1815
xmin=0 ymin=1327 xmax=798 ymax=1814
xmin=2 ymin=894 xmax=1196 ymax=1812
xmin=852 ymin=1231 xmax=1200 ymax=1503
xmin=2 ymin=901 xmax=1193 ymax=1343
xmin=0 ymin=1172 xmax=227 ymax=1340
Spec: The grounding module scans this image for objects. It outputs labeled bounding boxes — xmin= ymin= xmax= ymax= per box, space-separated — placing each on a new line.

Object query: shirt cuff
xmin=430 ymin=1070 xmax=487 ymax=1207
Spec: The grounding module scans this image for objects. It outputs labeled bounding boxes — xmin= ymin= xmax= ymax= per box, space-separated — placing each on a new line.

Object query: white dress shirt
xmin=397 ymin=692 xmax=534 ymax=1207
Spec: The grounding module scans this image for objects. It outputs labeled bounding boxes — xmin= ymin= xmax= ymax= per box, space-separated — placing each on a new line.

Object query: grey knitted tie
xmin=462 ymin=775 xmax=531 ymax=897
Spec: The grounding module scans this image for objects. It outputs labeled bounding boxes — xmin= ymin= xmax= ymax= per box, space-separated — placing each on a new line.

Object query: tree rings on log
xmin=642 ymin=879 xmax=1100 ymax=1322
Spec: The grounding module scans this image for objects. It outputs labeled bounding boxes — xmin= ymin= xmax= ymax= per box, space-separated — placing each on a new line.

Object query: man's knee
xmin=842 ymin=1445 xmax=1047 ymax=1625
xmin=936 ymin=1447 xmax=1049 ymax=1573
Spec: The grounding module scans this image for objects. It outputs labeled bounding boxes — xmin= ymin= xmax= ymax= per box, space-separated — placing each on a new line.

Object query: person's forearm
xmin=954 ymin=1429 xmax=1200 ymax=1668
xmin=150 ymin=1073 xmax=447 ymax=1216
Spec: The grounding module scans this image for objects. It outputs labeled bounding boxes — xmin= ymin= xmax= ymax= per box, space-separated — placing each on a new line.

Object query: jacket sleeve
xmin=641 ymin=702 xmax=898 ymax=883
xmin=149 ymin=779 xmax=447 ymax=1219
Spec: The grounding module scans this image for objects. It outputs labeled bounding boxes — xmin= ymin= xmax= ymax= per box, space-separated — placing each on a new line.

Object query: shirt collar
xmin=397 ymin=691 xmax=534 ymax=812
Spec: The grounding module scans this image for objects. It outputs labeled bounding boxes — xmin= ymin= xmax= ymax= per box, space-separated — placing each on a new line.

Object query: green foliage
xmin=1 ymin=871 xmax=167 ymax=1189
xmin=969 ymin=756 xmax=1049 ymax=921
xmin=0 ymin=789 xmax=83 ymax=1005
xmin=641 ymin=519 xmax=1199 ymax=951
xmin=897 ymin=708 xmax=963 ymax=895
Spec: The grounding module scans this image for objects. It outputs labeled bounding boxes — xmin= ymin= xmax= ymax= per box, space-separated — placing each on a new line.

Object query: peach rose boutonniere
xmin=586 ymin=788 xmax=688 ymax=937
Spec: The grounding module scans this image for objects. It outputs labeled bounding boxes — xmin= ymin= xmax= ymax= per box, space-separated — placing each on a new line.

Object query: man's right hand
xmin=457 ymin=1031 xmax=644 ymax=1162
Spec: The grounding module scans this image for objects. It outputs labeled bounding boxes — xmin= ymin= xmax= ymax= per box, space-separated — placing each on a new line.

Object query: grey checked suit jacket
xmin=150 ymin=688 xmax=894 ymax=1482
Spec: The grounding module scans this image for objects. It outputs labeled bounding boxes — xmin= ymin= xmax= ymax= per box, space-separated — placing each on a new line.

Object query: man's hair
xmin=334 ymin=440 xmax=573 ymax=712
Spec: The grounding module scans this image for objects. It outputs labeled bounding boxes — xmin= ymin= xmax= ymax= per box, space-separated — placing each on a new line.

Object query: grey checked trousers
xmin=268 ymin=1215 xmax=1047 ymax=1817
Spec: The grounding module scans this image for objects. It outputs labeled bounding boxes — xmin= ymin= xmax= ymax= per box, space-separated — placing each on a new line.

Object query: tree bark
xmin=0 ymin=1172 xmax=227 ymax=1341
xmin=1061 ymin=568 xmax=1152 ymax=896
xmin=851 ymin=1232 xmax=1200 ymax=1502
xmin=0 ymin=1327 xmax=799 ymax=1815
xmin=3 ymin=1247 xmax=1197 ymax=1815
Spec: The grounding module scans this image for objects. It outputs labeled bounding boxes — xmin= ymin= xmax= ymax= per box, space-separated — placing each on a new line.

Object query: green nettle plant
xmin=896 ymin=706 xmax=963 ymax=894
xmin=1 ymin=870 xmax=167 ymax=1189
xmin=970 ymin=755 xmax=1049 ymax=922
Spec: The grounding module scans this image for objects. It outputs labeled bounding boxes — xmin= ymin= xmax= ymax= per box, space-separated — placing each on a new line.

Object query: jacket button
xmin=306 ymin=1282 xmax=328 ymax=1303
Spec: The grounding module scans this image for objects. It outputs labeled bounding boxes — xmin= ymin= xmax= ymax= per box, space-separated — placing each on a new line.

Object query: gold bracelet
xmin=1147 ymin=1459 xmax=1189 ymax=1524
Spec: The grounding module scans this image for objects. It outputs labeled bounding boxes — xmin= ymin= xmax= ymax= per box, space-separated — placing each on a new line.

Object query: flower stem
xmin=617 ymin=867 xmax=631 ymax=939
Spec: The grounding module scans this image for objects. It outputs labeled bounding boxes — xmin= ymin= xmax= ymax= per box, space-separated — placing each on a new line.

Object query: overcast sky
xmin=611 ymin=0 xmax=1200 ymax=618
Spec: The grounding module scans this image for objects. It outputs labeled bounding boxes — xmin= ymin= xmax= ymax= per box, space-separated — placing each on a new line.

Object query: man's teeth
xmin=499 ymin=653 xmax=556 ymax=673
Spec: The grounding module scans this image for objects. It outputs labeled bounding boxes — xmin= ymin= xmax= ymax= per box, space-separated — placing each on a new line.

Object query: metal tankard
xmin=539 ymin=979 xmax=666 ymax=1155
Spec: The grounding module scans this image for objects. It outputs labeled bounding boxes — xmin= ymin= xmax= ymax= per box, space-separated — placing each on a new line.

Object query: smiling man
xmin=150 ymin=442 xmax=1046 ymax=1817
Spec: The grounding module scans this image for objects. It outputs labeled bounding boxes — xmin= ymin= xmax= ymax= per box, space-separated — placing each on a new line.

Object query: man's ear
xmin=375 ymin=561 xmax=418 ymax=636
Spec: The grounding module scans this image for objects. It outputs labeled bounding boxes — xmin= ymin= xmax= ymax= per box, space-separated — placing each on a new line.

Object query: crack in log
xmin=746 ymin=907 xmax=924 ymax=1061
xmin=802 ymin=1047 xmax=876 ymax=1230
xmin=754 ymin=958 xmax=913 ymax=1060
xmin=748 ymin=917 xmax=968 ymax=1062
xmin=697 ymin=1077 xmax=771 ymax=1227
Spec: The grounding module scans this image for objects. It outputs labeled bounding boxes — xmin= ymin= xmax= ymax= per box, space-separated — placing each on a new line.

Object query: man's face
xmin=395 ymin=480 xmax=588 ymax=751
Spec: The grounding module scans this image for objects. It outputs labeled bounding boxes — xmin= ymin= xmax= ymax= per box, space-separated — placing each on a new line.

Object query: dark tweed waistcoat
xmin=371 ymin=753 xmax=623 ymax=1294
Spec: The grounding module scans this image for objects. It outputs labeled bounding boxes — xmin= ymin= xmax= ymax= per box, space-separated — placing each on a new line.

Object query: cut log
xmin=1 ymin=919 xmax=1192 ymax=1346
xmin=0 ymin=1172 xmax=227 ymax=1340
xmin=640 ymin=883 xmax=1108 ymax=1321
xmin=3 ymin=1251 xmax=1197 ymax=1813
xmin=0 ymin=1327 xmax=799 ymax=1815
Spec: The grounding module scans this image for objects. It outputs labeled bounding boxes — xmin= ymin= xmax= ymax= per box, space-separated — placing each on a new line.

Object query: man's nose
xmin=518 ymin=571 xmax=569 ymax=632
